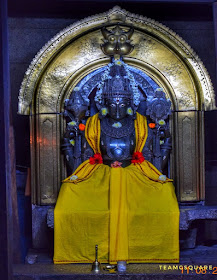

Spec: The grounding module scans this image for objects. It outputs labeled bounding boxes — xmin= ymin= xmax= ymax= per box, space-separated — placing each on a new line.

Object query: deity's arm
xmin=62 ymin=129 xmax=75 ymax=172
xmin=160 ymin=128 xmax=172 ymax=171
xmin=81 ymin=135 xmax=94 ymax=162
xmin=141 ymin=124 xmax=172 ymax=172
xmin=142 ymin=126 xmax=153 ymax=163
xmin=62 ymin=122 xmax=95 ymax=173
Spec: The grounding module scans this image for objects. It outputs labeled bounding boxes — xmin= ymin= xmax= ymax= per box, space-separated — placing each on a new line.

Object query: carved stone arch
xmin=18 ymin=6 xmax=216 ymax=205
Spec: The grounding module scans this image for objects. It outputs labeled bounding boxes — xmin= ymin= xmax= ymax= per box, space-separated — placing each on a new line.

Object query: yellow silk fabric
xmin=54 ymin=113 xmax=179 ymax=264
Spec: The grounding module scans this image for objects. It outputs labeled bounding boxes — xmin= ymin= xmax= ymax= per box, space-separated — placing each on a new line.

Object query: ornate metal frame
xmin=18 ymin=6 xmax=216 ymax=205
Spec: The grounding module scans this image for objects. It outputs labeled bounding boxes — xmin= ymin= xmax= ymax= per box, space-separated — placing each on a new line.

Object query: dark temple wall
xmin=9 ymin=14 xmax=217 ymax=204
xmin=9 ymin=18 xmax=75 ymax=168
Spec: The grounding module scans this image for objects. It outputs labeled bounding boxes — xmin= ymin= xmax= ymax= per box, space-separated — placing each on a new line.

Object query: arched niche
xmin=18 ymin=6 xmax=216 ymax=205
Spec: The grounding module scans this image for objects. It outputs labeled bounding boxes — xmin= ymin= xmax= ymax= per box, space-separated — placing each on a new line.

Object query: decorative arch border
xmin=18 ymin=6 xmax=215 ymax=115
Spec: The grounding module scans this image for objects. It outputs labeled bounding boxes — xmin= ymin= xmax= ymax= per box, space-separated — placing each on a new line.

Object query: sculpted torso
xmin=100 ymin=96 xmax=135 ymax=168
xmin=100 ymin=116 xmax=135 ymax=167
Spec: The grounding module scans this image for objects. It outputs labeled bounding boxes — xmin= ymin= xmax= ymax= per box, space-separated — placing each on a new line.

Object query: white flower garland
xmin=159 ymin=175 xmax=167 ymax=181
xmin=112 ymin=122 xmax=122 ymax=128
xmin=70 ymin=175 xmax=78 ymax=181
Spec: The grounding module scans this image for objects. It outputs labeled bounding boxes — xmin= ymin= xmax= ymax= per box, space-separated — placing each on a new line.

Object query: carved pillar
xmin=31 ymin=113 xmax=66 ymax=205
xmin=172 ymin=111 xmax=205 ymax=202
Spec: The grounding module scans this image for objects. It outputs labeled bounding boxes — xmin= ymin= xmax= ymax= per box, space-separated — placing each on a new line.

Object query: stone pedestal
xmin=32 ymin=205 xmax=53 ymax=249
xmin=31 ymin=204 xmax=217 ymax=253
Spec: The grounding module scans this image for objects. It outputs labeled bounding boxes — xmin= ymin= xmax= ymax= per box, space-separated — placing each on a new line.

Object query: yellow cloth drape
xmin=54 ymin=113 xmax=179 ymax=264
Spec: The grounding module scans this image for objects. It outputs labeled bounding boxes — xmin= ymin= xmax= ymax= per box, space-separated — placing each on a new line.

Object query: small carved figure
xmin=101 ymin=25 xmax=134 ymax=56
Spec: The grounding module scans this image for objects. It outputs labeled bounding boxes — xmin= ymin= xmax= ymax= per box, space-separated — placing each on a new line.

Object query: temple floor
xmin=13 ymin=245 xmax=217 ymax=280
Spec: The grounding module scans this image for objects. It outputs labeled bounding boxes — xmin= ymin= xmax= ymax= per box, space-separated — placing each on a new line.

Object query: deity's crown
xmin=102 ymin=63 xmax=133 ymax=100
xmin=95 ymin=59 xmax=140 ymax=107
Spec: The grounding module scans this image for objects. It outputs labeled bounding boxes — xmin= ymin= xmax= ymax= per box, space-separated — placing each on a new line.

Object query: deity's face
xmin=106 ymin=97 xmax=130 ymax=121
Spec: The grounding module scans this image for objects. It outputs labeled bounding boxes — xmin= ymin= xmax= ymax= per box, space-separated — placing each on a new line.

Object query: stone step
xmin=14 ymin=246 xmax=217 ymax=280
xmin=13 ymin=262 xmax=217 ymax=280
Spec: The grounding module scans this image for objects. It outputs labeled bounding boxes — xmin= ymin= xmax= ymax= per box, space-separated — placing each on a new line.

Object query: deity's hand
xmin=111 ymin=161 xmax=123 ymax=168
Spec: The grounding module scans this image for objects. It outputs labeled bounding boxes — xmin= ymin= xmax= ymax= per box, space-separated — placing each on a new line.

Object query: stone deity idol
xmin=53 ymin=59 xmax=180 ymax=269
